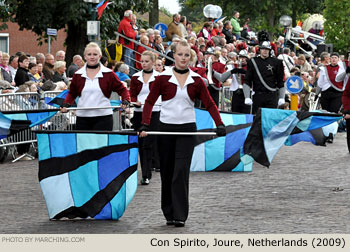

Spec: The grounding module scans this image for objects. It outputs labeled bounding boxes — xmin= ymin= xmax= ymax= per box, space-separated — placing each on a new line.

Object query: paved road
xmin=0 ymin=133 xmax=349 ymax=234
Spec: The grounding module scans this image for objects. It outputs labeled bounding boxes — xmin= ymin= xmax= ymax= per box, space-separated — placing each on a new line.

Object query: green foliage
xmin=324 ymin=0 xmax=350 ymax=53
xmin=159 ymin=7 xmax=171 ymax=17
xmin=0 ymin=0 xmax=150 ymax=58
xmin=178 ymin=0 xmax=325 ymax=40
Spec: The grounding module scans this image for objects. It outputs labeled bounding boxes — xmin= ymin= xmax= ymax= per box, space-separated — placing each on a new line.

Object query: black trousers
xmin=320 ymin=88 xmax=343 ymax=113
xmin=346 ymin=119 xmax=350 ymax=153
xmin=158 ymin=122 xmax=196 ymax=222
xmin=252 ymin=91 xmax=278 ymax=114
xmin=132 ymin=111 xmax=160 ymax=179
xmin=76 ymin=115 xmax=113 ymax=131
xmin=231 ymin=89 xmax=251 ymax=114
xmin=208 ymin=85 xmax=220 ymax=107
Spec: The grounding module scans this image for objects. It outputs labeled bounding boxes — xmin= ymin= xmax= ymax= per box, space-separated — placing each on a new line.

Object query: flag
xmin=3 ymin=110 xmax=58 ymax=128
xmin=36 ymin=131 xmax=138 ymax=220
xmin=45 ymin=89 xmax=70 ymax=108
xmin=0 ymin=112 xmax=31 ymax=140
xmin=190 ymin=109 xmax=253 ymax=172
xmin=243 ymin=108 xmax=342 ymax=168
xmin=97 ymin=0 xmax=109 ymax=20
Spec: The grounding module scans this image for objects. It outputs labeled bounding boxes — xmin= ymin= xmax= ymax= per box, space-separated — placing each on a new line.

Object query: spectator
xmin=146 ymin=28 xmax=155 ymax=48
xmin=55 ymin=50 xmax=66 ymax=61
xmin=43 ymin=53 xmax=55 ymax=81
xmin=178 ymin=16 xmax=188 ymax=39
xmin=222 ymin=21 xmax=235 ymax=44
xmin=114 ymin=63 xmax=131 ymax=85
xmin=154 ymin=35 xmax=165 ymax=55
xmin=298 ymin=54 xmax=312 ymax=72
xmin=230 ymin=11 xmax=242 ymax=40
xmin=165 ymin=13 xmax=182 ymax=41
xmin=28 ymin=63 xmax=40 ymax=83
xmin=54 ymin=81 xmax=67 ymax=91
xmin=52 ymin=61 xmax=69 ymax=85
xmin=198 ymin=22 xmax=213 ymax=41
xmin=14 ymin=54 xmax=30 ymax=86
xmin=0 ymin=51 xmax=13 ymax=84
xmin=118 ymin=10 xmax=137 ymax=75
xmin=136 ymin=35 xmax=149 ymax=70
xmin=186 ymin=21 xmax=196 ymax=38
xmin=67 ymin=55 xmax=83 ymax=78
xmin=8 ymin=55 xmax=18 ymax=82
xmin=36 ymin=63 xmax=44 ymax=81
xmin=35 ymin=53 xmax=45 ymax=65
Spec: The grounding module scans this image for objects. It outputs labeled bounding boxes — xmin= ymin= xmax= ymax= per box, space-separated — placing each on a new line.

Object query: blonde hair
xmin=173 ymin=40 xmax=191 ymax=53
xmin=141 ymin=51 xmax=156 ymax=62
xmin=84 ymin=42 xmax=102 ymax=56
xmin=2 ymin=52 xmax=9 ymax=59
xmin=53 ymin=61 xmax=66 ymax=71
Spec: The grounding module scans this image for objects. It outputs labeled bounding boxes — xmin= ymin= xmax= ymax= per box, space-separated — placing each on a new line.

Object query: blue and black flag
xmin=190 ymin=109 xmax=253 ymax=172
xmin=36 ymin=131 xmax=138 ymax=220
xmin=243 ymin=108 xmax=342 ymax=168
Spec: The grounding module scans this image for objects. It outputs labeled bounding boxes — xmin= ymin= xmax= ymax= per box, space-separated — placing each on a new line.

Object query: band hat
xmin=259 ymin=41 xmax=271 ymax=50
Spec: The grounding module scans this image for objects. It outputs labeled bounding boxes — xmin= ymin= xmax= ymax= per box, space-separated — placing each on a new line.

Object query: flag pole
xmin=142 ymin=131 xmax=217 ymax=136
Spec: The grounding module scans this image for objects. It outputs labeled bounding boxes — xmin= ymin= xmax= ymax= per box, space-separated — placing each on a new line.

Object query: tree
xmin=149 ymin=0 xmax=159 ymax=27
xmin=323 ymin=0 xmax=350 ymax=54
xmin=0 ymin=0 xmax=150 ymax=65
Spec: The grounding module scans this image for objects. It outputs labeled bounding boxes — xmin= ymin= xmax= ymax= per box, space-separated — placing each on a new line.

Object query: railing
xmin=112 ymin=31 xmax=175 ymax=74
xmin=0 ymin=91 xmax=126 ymax=162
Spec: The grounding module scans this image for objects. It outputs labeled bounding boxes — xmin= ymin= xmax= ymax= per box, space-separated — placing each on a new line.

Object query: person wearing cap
xmin=230 ymin=50 xmax=251 ymax=113
xmin=244 ymin=41 xmax=285 ymax=114
xmin=316 ymin=52 xmax=346 ymax=113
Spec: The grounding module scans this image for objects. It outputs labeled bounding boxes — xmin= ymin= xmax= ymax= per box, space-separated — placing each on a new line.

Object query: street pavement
xmin=0 ymin=132 xmax=349 ymax=234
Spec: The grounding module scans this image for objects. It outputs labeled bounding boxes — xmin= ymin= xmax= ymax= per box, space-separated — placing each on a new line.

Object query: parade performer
xmin=316 ymin=52 xmax=346 ymax=113
xmin=230 ymin=50 xmax=251 ymax=113
xmin=244 ymin=41 xmax=285 ymax=114
xmin=338 ymin=57 xmax=350 ymax=152
xmin=138 ymin=40 xmax=226 ymax=227
xmin=130 ymin=51 xmax=161 ymax=185
xmin=61 ymin=42 xmax=130 ymax=130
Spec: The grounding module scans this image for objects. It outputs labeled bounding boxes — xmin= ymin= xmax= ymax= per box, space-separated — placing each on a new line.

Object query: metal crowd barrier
xmin=0 ymin=92 xmax=41 ymax=162
xmin=0 ymin=91 xmax=128 ymax=162
xmin=220 ymin=86 xmax=232 ymax=112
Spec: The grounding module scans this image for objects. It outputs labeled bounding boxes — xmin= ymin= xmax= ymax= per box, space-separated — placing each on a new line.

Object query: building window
xmin=0 ymin=33 xmax=9 ymax=53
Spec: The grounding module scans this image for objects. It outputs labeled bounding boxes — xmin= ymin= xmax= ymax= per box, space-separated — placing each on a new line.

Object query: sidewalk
xmin=0 ymin=133 xmax=349 ymax=234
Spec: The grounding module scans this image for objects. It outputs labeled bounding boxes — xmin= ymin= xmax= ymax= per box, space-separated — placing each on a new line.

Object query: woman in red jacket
xmin=138 ymin=40 xmax=226 ymax=227
xmin=61 ymin=42 xmax=130 ymax=130
xmin=341 ymin=69 xmax=350 ymax=152
xmin=130 ymin=51 xmax=160 ymax=185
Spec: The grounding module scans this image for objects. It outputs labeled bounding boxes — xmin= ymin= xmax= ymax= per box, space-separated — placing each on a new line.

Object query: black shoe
xmin=140 ymin=178 xmax=150 ymax=185
xmin=326 ymin=133 xmax=333 ymax=143
xmin=166 ymin=220 xmax=175 ymax=226
xmin=174 ymin=220 xmax=185 ymax=227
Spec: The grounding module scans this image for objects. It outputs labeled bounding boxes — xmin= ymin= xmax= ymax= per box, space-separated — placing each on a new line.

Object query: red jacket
xmin=130 ymin=71 xmax=157 ymax=102
xmin=141 ymin=68 xmax=223 ymax=126
xmin=342 ymin=77 xmax=350 ymax=112
xmin=64 ymin=65 xmax=130 ymax=105
xmin=135 ymin=45 xmax=146 ymax=70
xmin=118 ymin=17 xmax=137 ymax=50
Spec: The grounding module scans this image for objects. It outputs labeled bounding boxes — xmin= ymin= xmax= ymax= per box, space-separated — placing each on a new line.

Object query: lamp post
xmin=279 ymin=15 xmax=292 ymax=48
xmin=279 ymin=15 xmax=299 ymax=111
xmin=84 ymin=0 xmax=100 ymax=44
xmin=203 ymin=4 xmax=222 ymax=21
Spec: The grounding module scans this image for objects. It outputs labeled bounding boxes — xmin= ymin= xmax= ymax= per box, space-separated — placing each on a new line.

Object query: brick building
xmin=0 ymin=22 xmax=66 ymax=56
